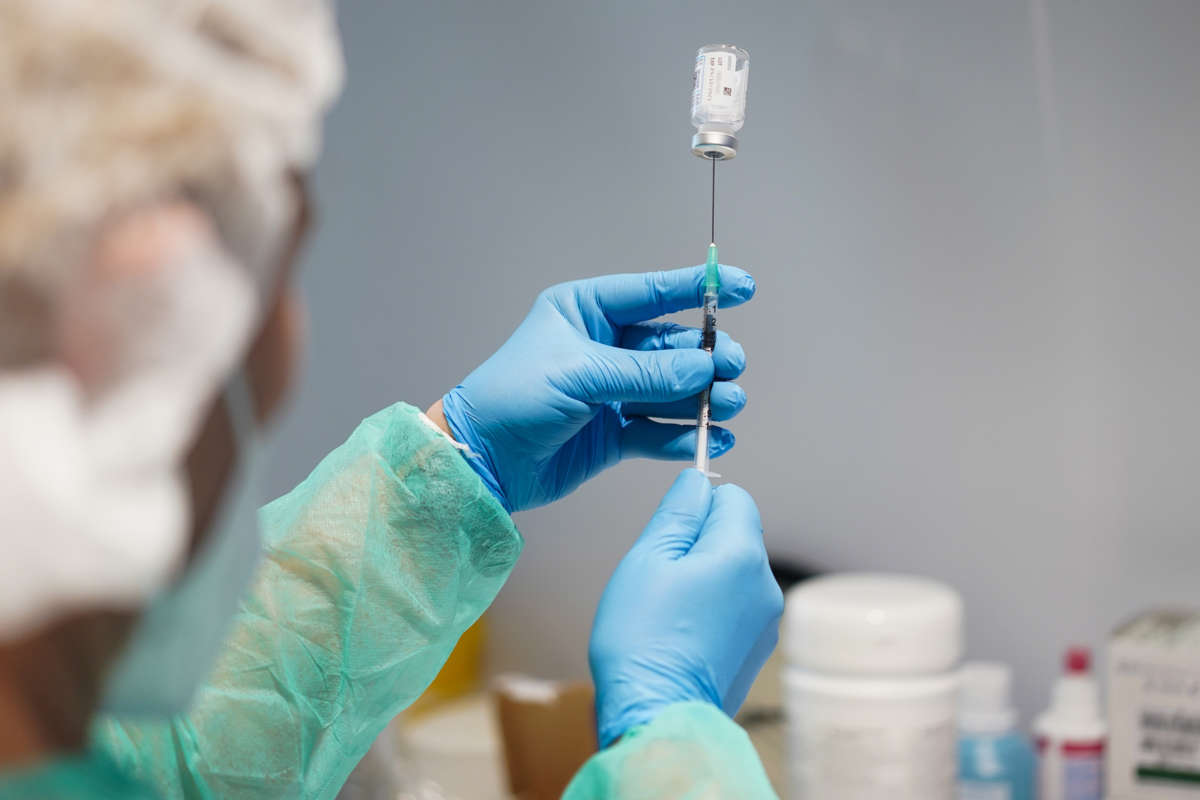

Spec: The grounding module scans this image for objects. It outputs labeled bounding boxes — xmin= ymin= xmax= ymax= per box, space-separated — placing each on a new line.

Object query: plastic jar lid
xmin=783 ymin=573 xmax=963 ymax=676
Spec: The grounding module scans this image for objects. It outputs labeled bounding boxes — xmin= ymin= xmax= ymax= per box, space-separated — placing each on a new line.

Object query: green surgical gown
xmin=0 ymin=403 xmax=776 ymax=799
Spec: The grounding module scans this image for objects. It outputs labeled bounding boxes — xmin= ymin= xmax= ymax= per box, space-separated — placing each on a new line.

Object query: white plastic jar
xmin=783 ymin=573 xmax=964 ymax=800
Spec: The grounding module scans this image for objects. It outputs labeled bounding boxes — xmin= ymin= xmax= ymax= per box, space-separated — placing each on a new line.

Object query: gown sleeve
xmin=562 ymin=702 xmax=779 ymax=800
xmin=90 ymin=402 xmax=523 ymax=799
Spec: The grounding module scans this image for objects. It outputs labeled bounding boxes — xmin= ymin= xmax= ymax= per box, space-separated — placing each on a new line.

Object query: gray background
xmin=267 ymin=0 xmax=1200 ymax=720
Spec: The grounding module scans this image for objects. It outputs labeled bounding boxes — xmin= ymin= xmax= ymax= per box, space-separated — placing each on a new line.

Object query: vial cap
xmin=1065 ymin=646 xmax=1091 ymax=674
xmin=783 ymin=573 xmax=963 ymax=675
xmin=1045 ymin=646 xmax=1105 ymax=729
xmin=959 ymin=662 xmax=1017 ymax=733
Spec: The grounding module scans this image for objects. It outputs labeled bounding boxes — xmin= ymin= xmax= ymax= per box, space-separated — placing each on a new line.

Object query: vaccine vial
xmin=691 ymin=44 xmax=749 ymax=160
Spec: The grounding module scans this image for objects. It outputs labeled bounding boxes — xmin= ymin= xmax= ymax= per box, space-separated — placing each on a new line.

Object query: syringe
xmin=694 ymin=239 xmax=720 ymax=475
xmin=689 ymin=43 xmax=747 ymax=476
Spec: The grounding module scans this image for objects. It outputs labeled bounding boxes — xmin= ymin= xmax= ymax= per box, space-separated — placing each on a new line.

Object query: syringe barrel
xmin=694 ymin=292 xmax=718 ymax=474
xmin=694 ymin=386 xmax=712 ymax=475
xmin=700 ymin=293 xmax=718 ymax=352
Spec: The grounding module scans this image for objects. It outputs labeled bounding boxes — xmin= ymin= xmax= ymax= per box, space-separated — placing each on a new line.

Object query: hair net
xmin=0 ymin=0 xmax=343 ymax=307
xmin=0 ymin=0 xmax=344 ymax=638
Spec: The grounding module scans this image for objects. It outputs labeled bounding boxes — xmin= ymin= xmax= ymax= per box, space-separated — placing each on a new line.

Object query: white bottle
xmin=782 ymin=573 xmax=964 ymax=800
xmin=1034 ymin=646 xmax=1107 ymax=800
xmin=957 ymin=662 xmax=1035 ymax=800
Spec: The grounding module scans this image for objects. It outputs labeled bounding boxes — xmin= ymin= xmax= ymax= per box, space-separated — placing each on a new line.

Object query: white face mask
xmin=101 ymin=374 xmax=269 ymax=716
xmin=0 ymin=233 xmax=257 ymax=641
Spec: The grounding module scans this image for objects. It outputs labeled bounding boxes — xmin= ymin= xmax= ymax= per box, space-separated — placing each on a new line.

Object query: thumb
xmin=561 ymin=345 xmax=714 ymax=405
xmin=635 ymin=469 xmax=713 ymax=559
xmin=690 ymin=483 xmax=764 ymax=560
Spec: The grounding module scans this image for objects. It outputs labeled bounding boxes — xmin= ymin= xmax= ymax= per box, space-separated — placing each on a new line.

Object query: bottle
xmin=782 ymin=573 xmax=964 ymax=800
xmin=690 ymin=44 xmax=749 ymax=160
xmin=957 ymin=662 xmax=1035 ymax=800
xmin=1034 ymin=646 xmax=1106 ymax=800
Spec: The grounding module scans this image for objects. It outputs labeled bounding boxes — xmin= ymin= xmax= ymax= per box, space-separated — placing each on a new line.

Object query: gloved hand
xmin=589 ymin=469 xmax=784 ymax=747
xmin=440 ymin=265 xmax=755 ymax=512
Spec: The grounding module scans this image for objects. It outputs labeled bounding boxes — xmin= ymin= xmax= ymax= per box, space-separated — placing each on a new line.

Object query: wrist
xmin=423 ymin=399 xmax=455 ymax=440
xmin=596 ymin=678 xmax=717 ymax=748
xmin=597 ymin=700 xmax=665 ymax=749
xmin=599 ymin=695 xmax=714 ymax=749
xmin=593 ymin=654 xmax=724 ymax=747
xmin=438 ymin=390 xmax=511 ymax=511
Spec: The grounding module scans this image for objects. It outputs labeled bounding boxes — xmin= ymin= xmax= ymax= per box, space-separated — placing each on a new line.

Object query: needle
xmin=710 ymin=154 xmax=717 ymax=244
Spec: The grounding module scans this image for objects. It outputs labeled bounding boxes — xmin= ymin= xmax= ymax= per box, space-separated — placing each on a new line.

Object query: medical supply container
xmin=1108 ymin=610 xmax=1200 ymax=799
xmin=1034 ymin=646 xmax=1106 ymax=800
xmin=957 ymin=661 xmax=1035 ymax=800
xmin=690 ymin=44 xmax=748 ymax=159
xmin=782 ymin=573 xmax=963 ymax=800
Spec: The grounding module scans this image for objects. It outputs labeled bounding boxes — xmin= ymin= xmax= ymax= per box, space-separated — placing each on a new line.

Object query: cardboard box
xmin=493 ymin=675 xmax=598 ymax=800
xmin=1109 ymin=610 xmax=1200 ymax=799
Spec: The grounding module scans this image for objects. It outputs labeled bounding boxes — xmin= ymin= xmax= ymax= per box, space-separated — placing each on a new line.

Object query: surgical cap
xmin=0 ymin=0 xmax=344 ymax=355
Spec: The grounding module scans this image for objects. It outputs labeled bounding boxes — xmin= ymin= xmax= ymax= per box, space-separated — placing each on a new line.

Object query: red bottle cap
xmin=1064 ymin=646 xmax=1091 ymax=674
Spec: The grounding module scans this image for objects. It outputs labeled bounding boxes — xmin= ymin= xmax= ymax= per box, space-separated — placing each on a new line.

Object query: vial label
xmin=958 ymin=782 xmax=1011 ymax=800
xmin=1112 ymin=658 xmax=1200 ymax=788
xmin=1063 ymin=755 xmax=1103 ymax=800
xmin=692 ymin=52 xmax=742 ymax=117
xmin=1037 ymin=739 xmax=1104 ymax=800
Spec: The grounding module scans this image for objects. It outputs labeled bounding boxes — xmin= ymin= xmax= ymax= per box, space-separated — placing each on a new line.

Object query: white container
xmin=782 ymin=573 xmax=964 ymax=800
xmin=1107 ymin=610 xmax=1200 ymax=800
xmin=957 ymin=662 xmax=1036 ymax=800
xmin=1034 ymin=646 xmax=1107 ymax=800
xmin=396 ymin=694 xmax=507 ymax=800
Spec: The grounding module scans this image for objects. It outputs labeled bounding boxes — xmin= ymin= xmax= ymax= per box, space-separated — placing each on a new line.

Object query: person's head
xmin=0 ymin=0 xmax=343 ymax=760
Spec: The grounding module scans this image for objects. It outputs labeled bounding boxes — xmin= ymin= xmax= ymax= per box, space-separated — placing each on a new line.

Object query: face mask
xmin=100 ymin=374 xmax=269 ymax=716
xmin=0 ymin=233 xmax=258 ymax=641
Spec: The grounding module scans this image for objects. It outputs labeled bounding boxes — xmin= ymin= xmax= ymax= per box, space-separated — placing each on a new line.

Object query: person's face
xmin=0 ymin=174 xmax=315 ymax=760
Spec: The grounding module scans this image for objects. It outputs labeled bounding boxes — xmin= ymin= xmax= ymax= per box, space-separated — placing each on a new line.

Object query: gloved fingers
xmin=619 ymin=323 xmax=747 ymax=380
xmin=577 ymin=265 xmax=756 ymax=326
xmin=691 ymin=483 xmax=766 ymax=562
xmin=620 ymin=418 xmax=734 ymax=461
xmin=621 ymin=381 xmax=747 ymax=422
xmin=722 ymin=619 xmax=782 ymax=716
xmin=561 ymin=346 xmax=715 ymax=405
xmin=633 ymin=468 xmax=713 ymax=557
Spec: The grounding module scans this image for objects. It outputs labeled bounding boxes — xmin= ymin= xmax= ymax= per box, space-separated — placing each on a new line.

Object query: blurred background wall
xmin=266 ymin=0 xmax=1200 ymax=719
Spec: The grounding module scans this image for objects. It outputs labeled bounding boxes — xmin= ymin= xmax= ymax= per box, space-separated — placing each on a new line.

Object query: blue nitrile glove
xmin=441 ymin=266 xmax=755 ymax=512
xmin=589 ymin=469 xmax=784 ymax=748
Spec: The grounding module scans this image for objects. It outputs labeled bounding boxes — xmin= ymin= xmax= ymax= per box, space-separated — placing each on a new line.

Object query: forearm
xmin=91 ymin=403 xmax=522 ymax=799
